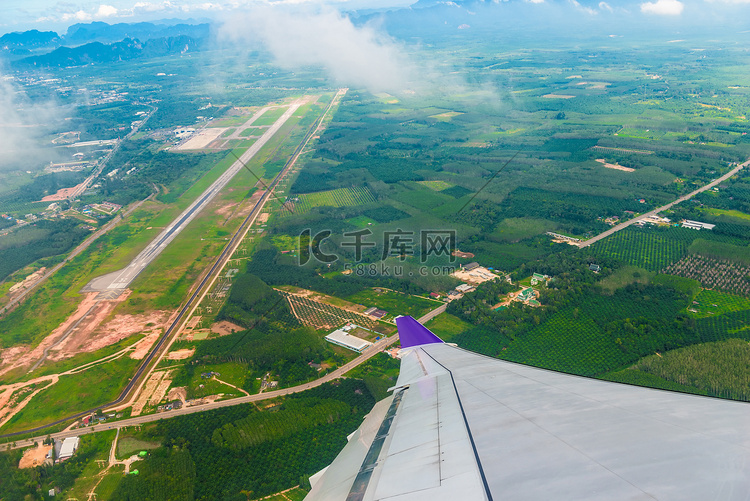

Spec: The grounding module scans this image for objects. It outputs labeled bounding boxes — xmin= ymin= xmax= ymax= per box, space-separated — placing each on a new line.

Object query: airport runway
xmin=84 ymin=100 xmax=304 ymax=292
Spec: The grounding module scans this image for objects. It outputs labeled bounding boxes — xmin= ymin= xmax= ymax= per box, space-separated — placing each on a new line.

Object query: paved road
xmin=578 ymin=159 xmax=749 ymax=248
xmin=5 ymin=307 xmax=444 ymax=449
xmin=71 ymin=106 xmax=157 ymax=200
xmin=84 ymin=100 xmax=305 ymax=292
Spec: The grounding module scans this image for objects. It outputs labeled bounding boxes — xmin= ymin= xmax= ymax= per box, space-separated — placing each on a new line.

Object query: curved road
xmin=4 ymin=307 xmax=446 ymax=449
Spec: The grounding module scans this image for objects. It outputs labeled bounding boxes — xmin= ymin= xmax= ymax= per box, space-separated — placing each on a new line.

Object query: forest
xmin=447 ymin=251 xmax=750 ymax=378
xmin=0 ymin=219 xmax=91 ymax=282
xmin=109 ymin=379 xmax=376 ymax=500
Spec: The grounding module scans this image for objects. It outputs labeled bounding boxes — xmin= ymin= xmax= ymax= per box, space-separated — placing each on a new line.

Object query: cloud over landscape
xmin=0 ymin=73 xmax=62 ymax=170
xmin=221 ymin=7 xmax=411 ymax=93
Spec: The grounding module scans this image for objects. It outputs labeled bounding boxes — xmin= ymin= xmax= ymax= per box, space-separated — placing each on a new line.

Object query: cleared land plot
xmin=704 ymin=208 xmax=750 ymax=223
xmin=598 ymin=266 xmax=653 ymax=295
xmin=347 ymin=215 xmax=378 ymax=228
xmin=289 ymin=187 xmax=375 ymax=214
xmin=117 ymin=437 xmax=160 ymax=459
xmin=489 ymin=218 xmax=558 ymax=243
xmin=595 ymin=158 xmax=635 ymax=172
xmin=424 ymin=313 xmax=473 ymax=343
xmin=429 ymin=111 xmax=463 ymax=120
xmin=418 ymin=180 xmax=453 ymax=191
xmin=0 ymin=356 xmax=137 ymax=433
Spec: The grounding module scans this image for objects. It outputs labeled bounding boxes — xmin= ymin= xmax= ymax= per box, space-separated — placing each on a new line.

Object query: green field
xmin=629 ymin=339 xmax=750 ymax=401
xmin=597 ymin=266 xmax=653 ymax=295
xmin=489 ymin=218 xmax=559 ymax=243
xmin=345 ymin=288 xmax=440 ymax=319
xmin=424 ymin=313 xmax=473 ymax=343
xmin=688 ymin=289 xmax=750 ymax=318
xmin=291 ymin=186 xmax=376 ymax=214
xmin=251 ymin=106 xmax=288 ymax=126
xmin=418 ymin=180 xmax=453 ymax=191
xmin=117 ymin=437 xmax=160 ymax=459
xmin=347 ymin=215 xmax=378 ymax=228
xmin=0 ymin=356 xmax=138 ymax=434
xmin=704 ymin=208 xmax=750 ymax=223
xmin=591 ymin=227 xmax=694 ymax=271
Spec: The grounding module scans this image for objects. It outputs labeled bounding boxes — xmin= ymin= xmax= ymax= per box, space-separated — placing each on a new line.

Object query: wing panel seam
xmin=421 ymin=349 xmax=493 ymax=501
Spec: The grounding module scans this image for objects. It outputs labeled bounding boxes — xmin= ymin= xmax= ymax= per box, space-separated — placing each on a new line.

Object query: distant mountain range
xmin=0 ymin=21 xmax=210 ymax=63
xmin=64 ymin=21 xmax=210 ymax=45
xmin=13 ymin=35 xmax=202 ymax=68
xmin=0 ymin=30 xmax=61 ymax=55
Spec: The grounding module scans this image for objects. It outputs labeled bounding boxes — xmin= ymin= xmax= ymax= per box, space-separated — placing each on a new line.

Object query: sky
xmin=0 ymin=0 xmax=415 ymax=32
xmin=2 ymin=0 xmax=750 ymax=35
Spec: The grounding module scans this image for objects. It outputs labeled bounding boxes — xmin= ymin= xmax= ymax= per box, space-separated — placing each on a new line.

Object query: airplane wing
xmin=305 ymin=315 xmax=750 ymax=501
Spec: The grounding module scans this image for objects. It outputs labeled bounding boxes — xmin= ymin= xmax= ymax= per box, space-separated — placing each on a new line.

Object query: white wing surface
xmin=305 ymin=316 xmax=750 ymax=501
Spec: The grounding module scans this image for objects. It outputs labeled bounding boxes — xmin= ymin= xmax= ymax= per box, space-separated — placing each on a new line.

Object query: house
xmin=372 ymin=309 xmax=387 ymax=319
xmin=589 ymin=264 xmax=601 ymax=272
xmin=531 ymin=273 xmax=550 ymax=286
xmin=429 ymin=292 xmax=441 ymax=299
xmin=456 ymin=284 xmax=474 ymax=293
xmin=517 ymin=288 xmax=536 ymax=302
xmin=364 ymin=307 xmax=387 ymax=319
xmin=463 ymin=262 xmax=480 ymax=272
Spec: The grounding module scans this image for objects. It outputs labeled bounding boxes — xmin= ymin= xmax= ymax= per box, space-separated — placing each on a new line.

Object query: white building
xmin=58 ymin=437 xmax=79 ymax=461
xmin=682 ymin=220 xmax=715 ymax=230
xmin=325 ymin=328 xmax=373 ymax=352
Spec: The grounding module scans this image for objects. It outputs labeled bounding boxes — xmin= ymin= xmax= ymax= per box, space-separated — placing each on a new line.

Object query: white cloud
xmin=526 ymin=0 xmax=545 ymax=4
xmin=569 ymin=0 xmax=597 ymax=14
xmin=221 ymin=7 xmax=411 ymax=93
xmin=640 ymin=0 xmax=684 ymax=15
xmin=133 ymin=0 xmax=174 ymax=10
xmin=0 ymin=71 xmax=63 ymax=171
xmin=61 ymin=10 xmax=92 ymax=22
xmin=56 ymin=4 xmax=121 ymax=22
xmin=96 ymin=5 xmax=119 ymax=17
xmin=599 ymin=1 xmax=613 ymax=11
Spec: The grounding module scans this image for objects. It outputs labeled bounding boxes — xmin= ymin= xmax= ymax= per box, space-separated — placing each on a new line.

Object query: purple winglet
xmin=396 ymin=316 xmax=444 ymax=348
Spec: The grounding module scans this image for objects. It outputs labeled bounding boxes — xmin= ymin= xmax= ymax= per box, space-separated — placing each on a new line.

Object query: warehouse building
xmin=325 ymin=328 xmax=373 ymax=352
